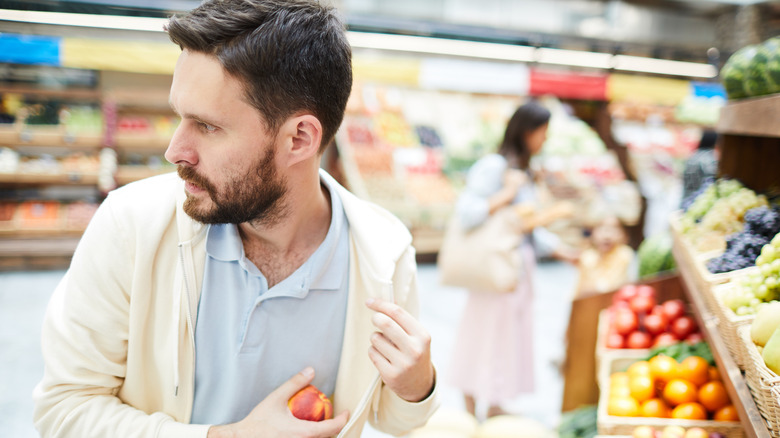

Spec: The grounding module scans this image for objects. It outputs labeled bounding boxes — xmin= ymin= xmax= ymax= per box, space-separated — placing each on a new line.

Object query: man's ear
xmin=281 ymin=114 xmax=323 ymax=167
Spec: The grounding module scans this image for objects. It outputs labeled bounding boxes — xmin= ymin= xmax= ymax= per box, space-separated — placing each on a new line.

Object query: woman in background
xmin=448 ymin=101 xmax=576 ymax=419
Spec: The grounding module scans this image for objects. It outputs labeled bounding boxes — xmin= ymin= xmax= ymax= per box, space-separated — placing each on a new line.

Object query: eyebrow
xmin=168 ymin=99 xmax=222 ymax=127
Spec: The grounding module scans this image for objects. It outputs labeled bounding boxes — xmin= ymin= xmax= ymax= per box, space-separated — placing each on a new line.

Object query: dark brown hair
xmin=166 ymin=0 xmax=352 ymax=152
xmin=497 ymin=101 xmax=551 ymax=170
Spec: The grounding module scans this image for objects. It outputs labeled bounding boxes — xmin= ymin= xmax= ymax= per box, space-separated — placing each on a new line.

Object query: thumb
xmin=271 ymin=367 xmax=316 ymax=402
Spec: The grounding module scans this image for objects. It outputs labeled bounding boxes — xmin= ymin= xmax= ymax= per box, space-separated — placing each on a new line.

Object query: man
xmin=32 ymin=1 xmax=438 ymax=437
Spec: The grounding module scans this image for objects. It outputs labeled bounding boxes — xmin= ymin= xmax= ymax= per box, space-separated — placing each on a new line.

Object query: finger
xmin=269 ymin=367 xmax=315 ymax=402
xmin=370 ymin=312 xmax=407 ymax=350
xmin=368 ymin=345 xmax=394 ymax=377
xmin=366 ymin=298 xmax=423 ymax=336
xmin=369 ymin=331 xmax=403 ymax=364
xmin=307 ymin=410 xmax=350 ymax=437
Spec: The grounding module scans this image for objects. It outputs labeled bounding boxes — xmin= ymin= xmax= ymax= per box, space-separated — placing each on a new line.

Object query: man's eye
xmin=200 ymin=122 xmax=217 ymax=132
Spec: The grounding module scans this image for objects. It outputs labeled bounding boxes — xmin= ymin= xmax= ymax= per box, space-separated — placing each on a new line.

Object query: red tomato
xmin=671 ymin=316 xmax=697 ymax=340
xmin=606 ymin=332 xmax=625 ymax=348
xmin=653 ymin=332 xmax=679 ymax=347
xmin=644 ymin=313 xmax=669 ymax=335
xmin=614 ymin=285 xmax=638 ymax=304
xmin=685 ymin=332 xmax=704 ymax=344
xmin=636 ymin=285 xmax=656 ymax=298
xmin=630 ymin=294 xmax=657 ymax=315
xmin=614 ymin=308 xmax=639 ymax=335
xmin=627 ymin=331 xmax=653 ymax=349
xmin=661 ymin=299 xmax=686 ymax=321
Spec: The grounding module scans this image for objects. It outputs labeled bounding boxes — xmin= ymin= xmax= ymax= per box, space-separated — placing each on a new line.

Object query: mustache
xmin=177 ymin=166 xmax=215 ymax=193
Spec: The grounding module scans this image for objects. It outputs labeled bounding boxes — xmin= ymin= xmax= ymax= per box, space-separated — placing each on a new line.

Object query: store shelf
xmin=672 ymin=241 xmax=771 ymax=438
xmin=718 ymin=94 xmax=780 ymax=138
xmin=0 ymin=172 xmax=99 ymax=185
xmin=0 ymin=126 xmax=103 ymax=149
xmin=0 ymin=85 xmax=101 ymax=101
xmin=115 ymin=166 xmax=172 ymax=185
xmin=114 ymin=134 xmax=170 ymax=151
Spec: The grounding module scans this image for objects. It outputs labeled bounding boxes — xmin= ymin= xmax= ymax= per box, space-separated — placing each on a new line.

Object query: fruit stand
xmin=669 ymin=92 xmax=780 ymax=438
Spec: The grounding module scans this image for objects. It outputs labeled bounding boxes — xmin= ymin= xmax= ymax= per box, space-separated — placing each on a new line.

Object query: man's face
xmin=165 ymin=50 xmax=288 ymax=225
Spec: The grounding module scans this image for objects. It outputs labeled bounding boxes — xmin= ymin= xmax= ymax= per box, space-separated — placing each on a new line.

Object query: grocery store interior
xmin=1 ymin=0 xmax=780 ymax=437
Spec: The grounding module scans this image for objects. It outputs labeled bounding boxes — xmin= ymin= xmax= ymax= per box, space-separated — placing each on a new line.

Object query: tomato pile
xmin=607 ymin=355 xmax=738 ymax=421
xmin=606 ymin=284 xmax=703 ymax=349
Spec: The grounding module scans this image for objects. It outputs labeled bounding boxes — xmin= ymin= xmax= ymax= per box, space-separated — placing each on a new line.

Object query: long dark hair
xmin=497 ymin=101 xmax=551 ymax=170
xmin=166 ymin=0 xmax=352 ymax=153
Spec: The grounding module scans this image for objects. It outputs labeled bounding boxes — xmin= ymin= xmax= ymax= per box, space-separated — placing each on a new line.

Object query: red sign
xmin=529 ymin=69 xmax=608 ymax=101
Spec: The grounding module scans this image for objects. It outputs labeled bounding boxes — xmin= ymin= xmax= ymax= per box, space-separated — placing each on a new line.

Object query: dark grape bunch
xmin=707 ymin=206 xmax=780 ymax=274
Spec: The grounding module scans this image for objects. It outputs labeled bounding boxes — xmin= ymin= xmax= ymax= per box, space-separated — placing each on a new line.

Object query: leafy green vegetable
xmin=645 ymin=341 xmax=715 ymax=366
xmin=558 ymin=405 xmax=598 ymax=438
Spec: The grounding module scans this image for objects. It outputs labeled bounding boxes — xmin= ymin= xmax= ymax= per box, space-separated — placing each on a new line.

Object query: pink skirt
xmin=447 ymin=244 xmax=536 ymax=404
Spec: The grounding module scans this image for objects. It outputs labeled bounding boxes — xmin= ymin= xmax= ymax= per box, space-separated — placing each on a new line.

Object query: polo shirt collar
xmin=205 ymin=177 xmax=346 ymax=296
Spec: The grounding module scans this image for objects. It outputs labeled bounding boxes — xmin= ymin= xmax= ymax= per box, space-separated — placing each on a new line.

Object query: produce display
xmin=606 ymin=355 xmax=736 ymax=421
xmin=721 ymin=36 xmax=780 ymax=100
xmin=605 ymin=285 xmax=702 ymax=350
xmin=748 ymin=302 xmax=780 ymax=377
xmin=631 ymin=425 xmax=726 ymax=438
xmin=707 ymin=206 xmax=780 ymax=273
xmin=680 ymin=179 xmax=768 ymax=253
xmin=638 ymin=232 xmax=677 ymax=279
xmin=720 ymin=234 xmax=780 ymax=315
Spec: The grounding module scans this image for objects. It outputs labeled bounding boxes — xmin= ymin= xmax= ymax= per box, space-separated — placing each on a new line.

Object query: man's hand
xmin=366 ymin=298 xmax=435 ymax=403
xmin=207 ymin=367 xmax=349 ymax=438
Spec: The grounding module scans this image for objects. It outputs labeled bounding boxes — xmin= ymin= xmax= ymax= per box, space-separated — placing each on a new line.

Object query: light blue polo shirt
xmin=190 ymin=179 xmax=350 ymax=425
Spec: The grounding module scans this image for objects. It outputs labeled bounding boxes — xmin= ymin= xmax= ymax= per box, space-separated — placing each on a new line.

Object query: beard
xmin=177 ymin=146 xmax=288 ymax=226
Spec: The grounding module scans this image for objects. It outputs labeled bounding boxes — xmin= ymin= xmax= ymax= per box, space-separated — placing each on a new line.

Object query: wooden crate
xmin=739 ymin=325 xmax=780 ymax=437
xmin=597 ymin=356 xmax=745 ymax=437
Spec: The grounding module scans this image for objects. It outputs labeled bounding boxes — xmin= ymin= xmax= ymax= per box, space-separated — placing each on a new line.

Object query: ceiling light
xmin=613 ymin=54 xmax=717 ymax=78
xmin=536 ymin=47 xmax=612 ymax=69
xmin=0 ymin=9 xmax=168 ymax=32
xmin=347 ymin=32 xmax=536 ymax=63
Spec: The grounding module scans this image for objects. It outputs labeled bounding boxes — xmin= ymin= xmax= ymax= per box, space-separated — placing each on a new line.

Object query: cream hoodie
xmin=33 ymin=170 xmax=438 ymax=437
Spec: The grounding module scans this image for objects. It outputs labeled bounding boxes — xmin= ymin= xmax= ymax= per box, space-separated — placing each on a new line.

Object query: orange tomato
xmin=608 ymin=396 xmax=640 ymax=417
xmin=714 ymin=404 xmax=740 ymax=421
xmin=663 ymin=379 xmax=698 ymax=406
xmin=640 ymin=398 xmax=671 ymax=418
xmin=611 ymin=384 xmax=632 ymax=398
xmin=678 ymin=356 xmax=710 ymax=387
xmin=671 ymin=402 xmax=708 ymax=420
xmin=708 ymin=366 xmax=721 ymax=382
xmin=649 ymin=355 xmax=679 ymax=383
xmin=698 ymin=381 xmax=730 ymax=412
xmin=629 ymin=375 xmax=656 ymax=403
xmin=628 ymin=361 xmax=652 ymax=378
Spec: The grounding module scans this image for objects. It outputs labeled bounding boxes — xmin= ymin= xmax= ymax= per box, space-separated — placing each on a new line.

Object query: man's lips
xmin=184 ymin=181 xmax=205 ymax=194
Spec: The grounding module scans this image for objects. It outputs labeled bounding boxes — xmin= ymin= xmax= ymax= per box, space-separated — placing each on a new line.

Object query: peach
xmin=288 ymin=385 xmax=333 ymax=421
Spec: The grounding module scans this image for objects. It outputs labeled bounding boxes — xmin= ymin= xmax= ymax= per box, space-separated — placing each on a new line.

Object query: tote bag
xmin=437 ymin=207 xmax=523 ymax=293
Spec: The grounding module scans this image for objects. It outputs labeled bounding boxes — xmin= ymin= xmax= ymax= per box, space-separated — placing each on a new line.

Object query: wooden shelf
xmin=717 ymin=94 xmax=780 ymax=138
xmin=0 ymin=172 xmax=99 ymax=185
xmin=115 ymin=166 xmax=173 ymax=185
xmin=114 ymin=134 xmax=170 ymax=151
xmin=672 ymin=242 xmax=771 ymax=438
xmin=0 ymin=85 xmax=101 ymax=101
xmin=0 ymin=126 xmax=103 ymax=149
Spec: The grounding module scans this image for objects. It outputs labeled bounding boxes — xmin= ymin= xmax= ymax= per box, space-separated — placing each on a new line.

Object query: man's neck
xmin=238 ymin=178 xmax=332 ymax=287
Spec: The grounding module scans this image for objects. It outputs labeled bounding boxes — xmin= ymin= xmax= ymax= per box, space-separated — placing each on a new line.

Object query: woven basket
xmin=688 ymin=251 xmax=758 ymax=317
xmin=739 ymin=325 xmax=780 ymax=437
xmin=709 ymin=283 xmax=756 ymax=370
xmin=597 ymin=356 xmax=745 ymax=438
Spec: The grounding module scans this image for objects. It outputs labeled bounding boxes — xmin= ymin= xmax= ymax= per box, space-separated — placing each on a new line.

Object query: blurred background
xmin=0 ymin=1 xmax=779 ymax=437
